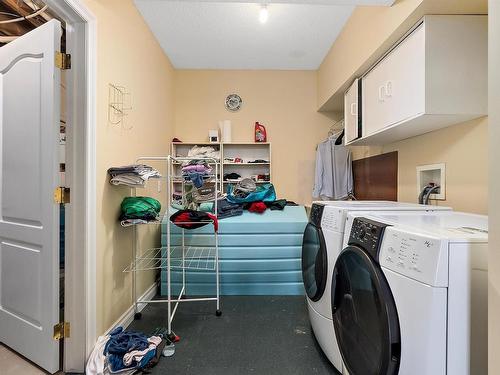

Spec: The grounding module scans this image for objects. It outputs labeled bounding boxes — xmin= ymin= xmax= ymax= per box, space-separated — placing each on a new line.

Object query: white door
xmin=344 ymin=79 xmax=360 ymax=144
xmin=0 ymin=19 xmax=62 ymax=373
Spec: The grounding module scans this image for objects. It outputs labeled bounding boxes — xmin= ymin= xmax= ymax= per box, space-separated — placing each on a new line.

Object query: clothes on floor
xmin=120 ymin=197 xmax=161 ymax=226
xmin=123 ymin=336 xmax=162 ymax=366
xmin=313 ymin=138 xmax=353 ymax=200
xmin=108 ymin=164 xmax=161 ymax=188
xmin=86 ymin=327 xmax=161 ymax=375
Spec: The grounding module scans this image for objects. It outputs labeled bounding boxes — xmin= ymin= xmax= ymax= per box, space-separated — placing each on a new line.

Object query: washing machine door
xmin=331 ymin=246 xmax=401 ymax=375
xmin=301 ymin=223 xmax=327 ymax=302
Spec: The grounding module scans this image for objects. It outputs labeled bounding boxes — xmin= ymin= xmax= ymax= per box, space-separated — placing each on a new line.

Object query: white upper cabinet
xmin=344 ymin=78 xmax=362 ymax=143
xmin=350 ymin=15 xmax=487 ymax=145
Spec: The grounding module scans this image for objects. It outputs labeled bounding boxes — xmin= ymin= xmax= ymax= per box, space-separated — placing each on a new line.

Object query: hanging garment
xmin=313 ymin=138 xmax=353 ymax=200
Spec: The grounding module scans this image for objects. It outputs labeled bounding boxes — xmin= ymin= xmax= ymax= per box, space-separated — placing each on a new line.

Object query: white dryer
xmin=301 ymin=201 xmax=451 ymax=372
xmin=333 ymin=211 xmax=487 ymax=375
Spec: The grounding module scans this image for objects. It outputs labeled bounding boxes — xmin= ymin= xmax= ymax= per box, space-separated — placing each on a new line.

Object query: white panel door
xmin=0 ymin=20 xmax=62 ymax=373
xmin=344 ymin=79 xmax=360 ymax=144
xmin=362 ymin=23 xmax=426 ymax=137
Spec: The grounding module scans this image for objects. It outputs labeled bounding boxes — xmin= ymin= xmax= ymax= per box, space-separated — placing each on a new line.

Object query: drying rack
xmin=123 ymin=155 xmax=221 ymax=336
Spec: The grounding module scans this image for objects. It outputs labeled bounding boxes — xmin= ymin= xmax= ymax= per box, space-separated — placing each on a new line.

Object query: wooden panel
xmin=353 ymin=151 xmax=398 ymax=201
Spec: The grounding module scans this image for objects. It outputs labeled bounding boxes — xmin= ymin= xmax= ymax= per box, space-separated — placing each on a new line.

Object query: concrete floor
xmin=128 ymin=295 xmax=339 ymax=375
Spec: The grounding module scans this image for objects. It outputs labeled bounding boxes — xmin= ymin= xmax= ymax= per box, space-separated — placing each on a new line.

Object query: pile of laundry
xmin=171 ymin=179 xmax=297 ymax=220
xmin=108 ymin=164 xmax=161 ymax=188
xmin=86 ymin=326 xmax=174 ymax=375
xmin=185 ymin=145 xmax=220 ymax=160
xmin=181 ymin=160 xmax=213 ymax=188
xmin=120 ymin=196 xmax=162 ymax=226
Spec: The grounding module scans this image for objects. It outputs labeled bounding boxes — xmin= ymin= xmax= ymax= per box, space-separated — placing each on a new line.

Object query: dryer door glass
xmin=331 ymin=246 xmax=400 ymax=375
xmin=301 ymin=223 xmax=327 ymax=301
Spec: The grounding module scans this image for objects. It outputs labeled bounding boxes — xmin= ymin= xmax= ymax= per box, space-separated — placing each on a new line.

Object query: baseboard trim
xmin=105 ymin=282 xmax=157 ymax=335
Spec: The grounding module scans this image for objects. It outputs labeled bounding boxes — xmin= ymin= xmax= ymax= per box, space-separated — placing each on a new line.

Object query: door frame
xmin=43 ymin=0 xmax=97 ymax=372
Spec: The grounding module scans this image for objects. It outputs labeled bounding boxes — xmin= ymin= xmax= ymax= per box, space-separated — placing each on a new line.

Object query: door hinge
xmin=54 ymin=187 xmax=70 ymax=204
xmin=55 ymin=52 xmax=71 ymax=70
xmin=53 ymin=322 xmax=70 ymax=340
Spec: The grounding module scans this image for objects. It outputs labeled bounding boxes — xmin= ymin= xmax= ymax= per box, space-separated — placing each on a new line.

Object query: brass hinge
xmin=53 ymin=322 xmax=70 ymax=340
xmin=55 ymin=52 xmax=71 ymax=70
xmin=54 ymin=187 xmax=70 ymax=204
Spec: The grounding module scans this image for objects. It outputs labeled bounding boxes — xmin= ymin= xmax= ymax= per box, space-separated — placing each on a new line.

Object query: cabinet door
xmin=362 ymin=23 xmax=426 ymax=137
xmin=344 ymin=79 xmax=361 ymax=143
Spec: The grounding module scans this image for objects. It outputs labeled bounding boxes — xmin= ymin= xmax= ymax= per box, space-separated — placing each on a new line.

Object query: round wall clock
xmin=225 ymin=94 xmax=243 ymax=112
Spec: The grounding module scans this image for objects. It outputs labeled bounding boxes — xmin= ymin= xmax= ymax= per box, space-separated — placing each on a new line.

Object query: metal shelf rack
xmin=122 ymin=155 xmax=222 ymax=335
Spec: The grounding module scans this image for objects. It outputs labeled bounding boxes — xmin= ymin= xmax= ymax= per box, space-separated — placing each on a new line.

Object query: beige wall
xmin=84 ymin=0 xmax=175 ymax=335
xmin=382 ymin=117 xmax=488 ymax=213
xmin=174 ymin=70 xmax=334 ymax=205
xmin=489 ymin=0 xmax=499 ymax=371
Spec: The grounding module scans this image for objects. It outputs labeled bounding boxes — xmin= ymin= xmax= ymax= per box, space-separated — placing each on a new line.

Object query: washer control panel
xmin=309 ymin=203 xmax=325 ymax=227
xmin=379 ymin=227 xmax=448 ymax=287
xmin=348 ymin=218 xmax=389 ymax=262
xmin=321 ymin=207 xmax=341 ymax=231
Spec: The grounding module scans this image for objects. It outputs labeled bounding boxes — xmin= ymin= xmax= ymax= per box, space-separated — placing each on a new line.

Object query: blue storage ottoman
xmin=160 ymin=206 xmax=307 ymax=296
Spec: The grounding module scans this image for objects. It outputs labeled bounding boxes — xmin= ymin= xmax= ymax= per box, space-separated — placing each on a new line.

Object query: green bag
xmin=120 ymin=196 xmax=161 ymax=220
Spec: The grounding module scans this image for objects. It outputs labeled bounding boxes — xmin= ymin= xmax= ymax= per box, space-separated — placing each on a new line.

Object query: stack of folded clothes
xmin=120 ymin=196 xmax=161 ymax=226
xmin=108 ymin=164 xmax=161 ymax=188
xmin=181 ymin=160 xmax=212 ymax=188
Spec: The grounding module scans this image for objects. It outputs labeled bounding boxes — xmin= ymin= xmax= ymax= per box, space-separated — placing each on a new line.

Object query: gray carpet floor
xmin=128 ymin=296 xmax=339 ymax=375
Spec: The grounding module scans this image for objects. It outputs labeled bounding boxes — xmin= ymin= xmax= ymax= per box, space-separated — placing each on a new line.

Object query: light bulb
xmin=259 ymin=4 xmax=268 ymax=24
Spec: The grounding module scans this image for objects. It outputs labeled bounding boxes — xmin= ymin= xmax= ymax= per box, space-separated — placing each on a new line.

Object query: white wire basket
xmin=123 ymin=246 xmax=216 ymax=272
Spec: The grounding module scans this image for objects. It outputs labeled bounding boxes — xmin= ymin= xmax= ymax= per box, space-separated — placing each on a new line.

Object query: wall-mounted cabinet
xmin=345 ymin=15 xmax=487 ymax=146
xmin=344 ymin=78 xmax=362 ymax=143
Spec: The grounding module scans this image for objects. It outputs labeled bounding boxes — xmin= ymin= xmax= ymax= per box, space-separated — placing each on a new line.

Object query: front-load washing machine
xmin=333 ymin=211 xmax=487 ymax=375
xmin=301 ymin=201 xmax=451 ymax=372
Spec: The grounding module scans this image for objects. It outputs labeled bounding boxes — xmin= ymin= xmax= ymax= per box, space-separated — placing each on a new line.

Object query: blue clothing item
xmin=104 ymin=328 xmax=150 ymax=372
xmin=186 ymin=171 xmax=204 ymax=188
xmin=137 ymin=348 xmax=156 ymax=369
xmin=226 ymin=183 xmax=276 ymax=204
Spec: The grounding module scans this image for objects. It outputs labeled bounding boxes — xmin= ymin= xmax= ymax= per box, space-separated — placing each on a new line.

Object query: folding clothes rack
xmin=123 ymin=155 xmax=221 ymax=336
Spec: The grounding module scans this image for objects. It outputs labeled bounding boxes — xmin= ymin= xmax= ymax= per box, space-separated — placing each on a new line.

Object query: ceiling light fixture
xmin=259 ymin=4 xmax=269 ymax=24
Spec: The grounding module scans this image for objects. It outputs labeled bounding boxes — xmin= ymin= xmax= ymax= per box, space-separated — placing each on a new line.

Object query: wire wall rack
xmin=122 ymin=155 xmax=222 ymax=336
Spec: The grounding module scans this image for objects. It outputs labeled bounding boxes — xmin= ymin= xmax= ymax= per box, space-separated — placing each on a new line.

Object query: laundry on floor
xmin=119 ymin=196 xmax=162 ymax=226
xmin=108 ymin=164 xmax=161 ymax=188
xmin=86 ymin=326 xmax=171 ymax=375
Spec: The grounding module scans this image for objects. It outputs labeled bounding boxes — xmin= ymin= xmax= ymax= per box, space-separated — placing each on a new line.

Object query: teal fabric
xmin=226 ymin=183 xmax=276 ymax=204
xmin=161 ymin=206 xmax=307 ymax=296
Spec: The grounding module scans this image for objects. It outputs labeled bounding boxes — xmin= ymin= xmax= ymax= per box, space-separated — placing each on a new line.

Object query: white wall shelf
xmin=171 ymin=142 xmax=272 ymax=196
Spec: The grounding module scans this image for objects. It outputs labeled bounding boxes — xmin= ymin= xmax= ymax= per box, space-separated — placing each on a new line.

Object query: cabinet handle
xmin=385 ymin=81 xmax=393 ymax=97
xmin=378 ymin=85 xmax=386 ymax=102
xmin=350 ymin=102 xmax=357 ymax=116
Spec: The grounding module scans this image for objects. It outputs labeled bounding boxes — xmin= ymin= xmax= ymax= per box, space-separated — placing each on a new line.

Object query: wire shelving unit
xmin=122 ymin=155 xmax=222 ymax=336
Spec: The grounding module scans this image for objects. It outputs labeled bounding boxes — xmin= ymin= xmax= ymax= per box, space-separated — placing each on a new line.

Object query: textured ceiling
xmin=134 ymin=0 xmax=395 ymax=70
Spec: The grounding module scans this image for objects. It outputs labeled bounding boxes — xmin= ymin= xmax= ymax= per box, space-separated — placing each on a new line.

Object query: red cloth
xmin=248 ymin=201 xmax=267 ymax=214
